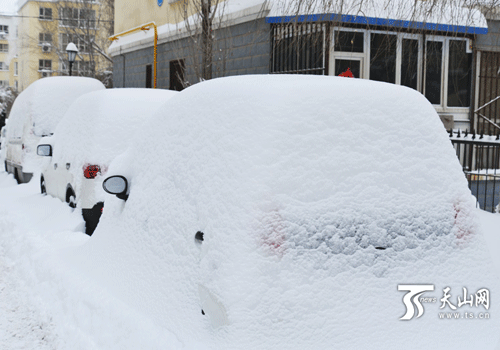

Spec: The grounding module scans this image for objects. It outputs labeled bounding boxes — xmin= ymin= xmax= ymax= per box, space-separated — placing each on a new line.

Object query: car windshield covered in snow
xmin=80 ymin=75 xmax=496 ymax=349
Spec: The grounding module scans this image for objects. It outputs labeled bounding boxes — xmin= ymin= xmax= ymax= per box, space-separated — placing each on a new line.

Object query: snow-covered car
xmin=37 ymin=88 xmax=178 ymax=235
xmin=0 ymin=124 xmax=6 ymax=161
xmin=90 ymin=75 xmax=497 ymax=348
xmin=4 ymin=77 xmax=105 ymax=183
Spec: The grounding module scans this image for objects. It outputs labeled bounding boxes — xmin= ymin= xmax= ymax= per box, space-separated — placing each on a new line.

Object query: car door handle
xmin=54 ymin=163 xmax=57 ymax=170
xmin=66 ymin=163 xmax=70 ymax=170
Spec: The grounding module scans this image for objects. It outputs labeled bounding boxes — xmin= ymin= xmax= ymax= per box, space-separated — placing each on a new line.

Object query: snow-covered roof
xmin=0 ymin=0 xmax=19 ymax=15
xmin=73 ymin=75 xmax=499 ymax=348
xmin=267 ymin=0 xmax=488 ymax=34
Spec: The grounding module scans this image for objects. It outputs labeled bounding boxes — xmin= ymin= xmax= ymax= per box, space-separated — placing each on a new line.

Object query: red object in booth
xmin=339 ymin=68 xmax=354 ymax=78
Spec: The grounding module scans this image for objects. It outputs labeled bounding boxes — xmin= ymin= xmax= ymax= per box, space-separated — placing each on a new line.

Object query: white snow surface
xmin=70 ymin=75 xmax=499 ymax=349
xmin=7 ymin=77 xmax=105 ymax=139
xmin=49 ymin=88 xmax=178 ymax=202
xmin=5 ymin=77 xmax=105 ymax=172
xmin=0 ymin=75 xmax=499 ymax=349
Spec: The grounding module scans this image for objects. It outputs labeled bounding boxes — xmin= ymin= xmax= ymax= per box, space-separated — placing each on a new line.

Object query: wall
xmin=113 ymin=18 xmax=270 ymax=89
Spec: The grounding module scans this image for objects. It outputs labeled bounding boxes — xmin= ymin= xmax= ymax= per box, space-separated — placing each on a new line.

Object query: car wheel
xmin=67 ymin=191 xmax=76 ymax=209
xmin=40 ymin=176 xmax=46 ymax=195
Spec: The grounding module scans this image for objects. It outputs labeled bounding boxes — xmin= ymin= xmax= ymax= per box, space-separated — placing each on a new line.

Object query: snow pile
xmin=67 ymin=75 xmax=500 ymax=349
xmin=0 ymin=172 xmax=182 ymax=350
xmin=50 ymin=88 xmax=178 ymax=202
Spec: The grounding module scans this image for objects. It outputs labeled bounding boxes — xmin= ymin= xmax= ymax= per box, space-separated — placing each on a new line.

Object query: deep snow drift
xmin=0 ymin=75 xmax=499 ymax=349
xmin=66 ymin=75 xmax=500 ymax=349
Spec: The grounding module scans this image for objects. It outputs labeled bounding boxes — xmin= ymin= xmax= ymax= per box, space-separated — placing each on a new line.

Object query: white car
xmin=37 ymin=88 xmax=178 ymax=235
xmin=0 ymin=123 xmax=7 ymax=162
xmin=4 ymin=77 xmax=105 ymax=183
xmin=96 ymin=75 xmax=497 ymax=348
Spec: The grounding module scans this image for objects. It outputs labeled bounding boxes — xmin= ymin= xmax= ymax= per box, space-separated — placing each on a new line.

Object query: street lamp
xmin=66 ymin=42 xmax=78 ymax=76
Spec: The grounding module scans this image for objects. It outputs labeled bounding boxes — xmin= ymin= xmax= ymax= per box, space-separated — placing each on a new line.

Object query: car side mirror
xmin=102 ymin=175 xmax=129 ymax=201
xmin=37 ymin=144 xmax=52 ymax=157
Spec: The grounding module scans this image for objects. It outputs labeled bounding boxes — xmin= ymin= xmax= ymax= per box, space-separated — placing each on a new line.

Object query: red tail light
xmin=83 ymin=165 xmax=101 ymax=179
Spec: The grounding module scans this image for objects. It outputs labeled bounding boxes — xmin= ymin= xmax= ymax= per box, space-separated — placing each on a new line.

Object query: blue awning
xmin=266 ymin=13 xmax=488 ymax=35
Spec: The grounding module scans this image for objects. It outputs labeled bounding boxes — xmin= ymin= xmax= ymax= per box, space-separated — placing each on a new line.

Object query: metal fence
xmin=450 ymin=130 xmax=500 ymax=213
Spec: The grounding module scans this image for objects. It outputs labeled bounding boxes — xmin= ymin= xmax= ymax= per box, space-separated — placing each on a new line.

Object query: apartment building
xmin=16 ymin=0 xmax=113 ymax=92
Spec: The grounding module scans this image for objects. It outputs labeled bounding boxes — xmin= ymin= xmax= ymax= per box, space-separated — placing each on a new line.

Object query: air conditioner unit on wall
xmin=41 ymin=71 xmax=50 ymax=78
xmin=42 ymin=45 xmax=51 ymax=53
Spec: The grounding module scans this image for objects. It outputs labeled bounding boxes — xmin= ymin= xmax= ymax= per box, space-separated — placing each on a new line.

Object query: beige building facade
xmin=15 ymin=0 xmax=112 ymax=92
xmin=0 ymin=13 xmax=17 ymax=90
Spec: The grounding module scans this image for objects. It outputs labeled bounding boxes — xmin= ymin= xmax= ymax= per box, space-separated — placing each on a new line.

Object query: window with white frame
xmin=0 ymin=44 xmax=8 ymax=53
xmin=39 ymin=59 xmax=52 ymax=72
xmin=424 ymin=37 xmax=472 ymax=109
xmin=331 ymin=29 xmax=365 ymax=78
xmin=39 ymin=7 xmax=53 ymax=20
xmin=0 ymin=62 xmax=7 ymax=71
xmin=370 ymin=33 xmax=397 ymax=84
xmin=0 ymin=80 xmax=9 ymax=87
xmin=60 ymin=7 xmax=96 ymax=28
xmin=0 ymin=25 xmax=8 ymax=34
xmin=329 ymin=27 xmax=470 ymax=109
xmin=14 ymin=62 xmax=18 ymax=76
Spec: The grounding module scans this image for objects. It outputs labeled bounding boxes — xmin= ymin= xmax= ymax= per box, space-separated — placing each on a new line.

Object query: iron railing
xmin=450 ymin=129 xmax=500 ymax=213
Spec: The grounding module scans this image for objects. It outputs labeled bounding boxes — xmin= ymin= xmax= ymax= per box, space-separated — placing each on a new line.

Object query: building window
xmin=60 ymin=8 xmax=96 ymax=28
xmin=0 ymin=62 xmax=7 ymax=71
xmin=401 ymin=39 xmax=419 ymax=90
xmin=0 ymin=25 xmax=7 ymax=40
xmin=0 ymin=81 xmax=8 ymax=87
xmin=271 ymin=23 xmax=326 ymax=75
xmin=39 ymin=7 xmax=53 ymax=20
xmin=447 ymin=40 xmax=472 ymax=108
xmin=425 ymin=41 xmax=443 ymax=105
xmin=60 ymin=33 xmax=93 ymax=53
xmin=39 ymin=59 xmax=52 ymax=71
xmin=146 ymin=64 xmax=152 ymax=88
xmin=0 ymin=44 xmax=8 ymax=53
xmin=39 ymin=33 xmax=53 ymax=44
xmin=15 ymin=80 xmax=18 ymax=90
xmin=170 ymin=60 xmax=185 ymax=91
xmin=334 ymin=30 xmax=364 ymax=53
xmin=370 ymin=33 xmax=397 ymax=84
xmin=14 ymin=62 xmax=18 ymax=76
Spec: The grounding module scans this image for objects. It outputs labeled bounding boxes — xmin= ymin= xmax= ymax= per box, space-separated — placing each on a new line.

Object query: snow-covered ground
xmin=0 ymin=169 xmax=499 ymax=349
xmin=0 ymin=171 xmax=180 ymax=350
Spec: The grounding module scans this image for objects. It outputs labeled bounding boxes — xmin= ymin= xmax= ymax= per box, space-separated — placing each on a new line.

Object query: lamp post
xmin=66 ymin=42 xmax=78 ymax=76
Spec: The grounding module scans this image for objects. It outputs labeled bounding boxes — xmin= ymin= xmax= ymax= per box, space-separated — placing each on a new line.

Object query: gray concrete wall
xmin=113 ymin=18 xmax=270 ymax=89
xmin=476 ymin=19 xmax=500 ymax=52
